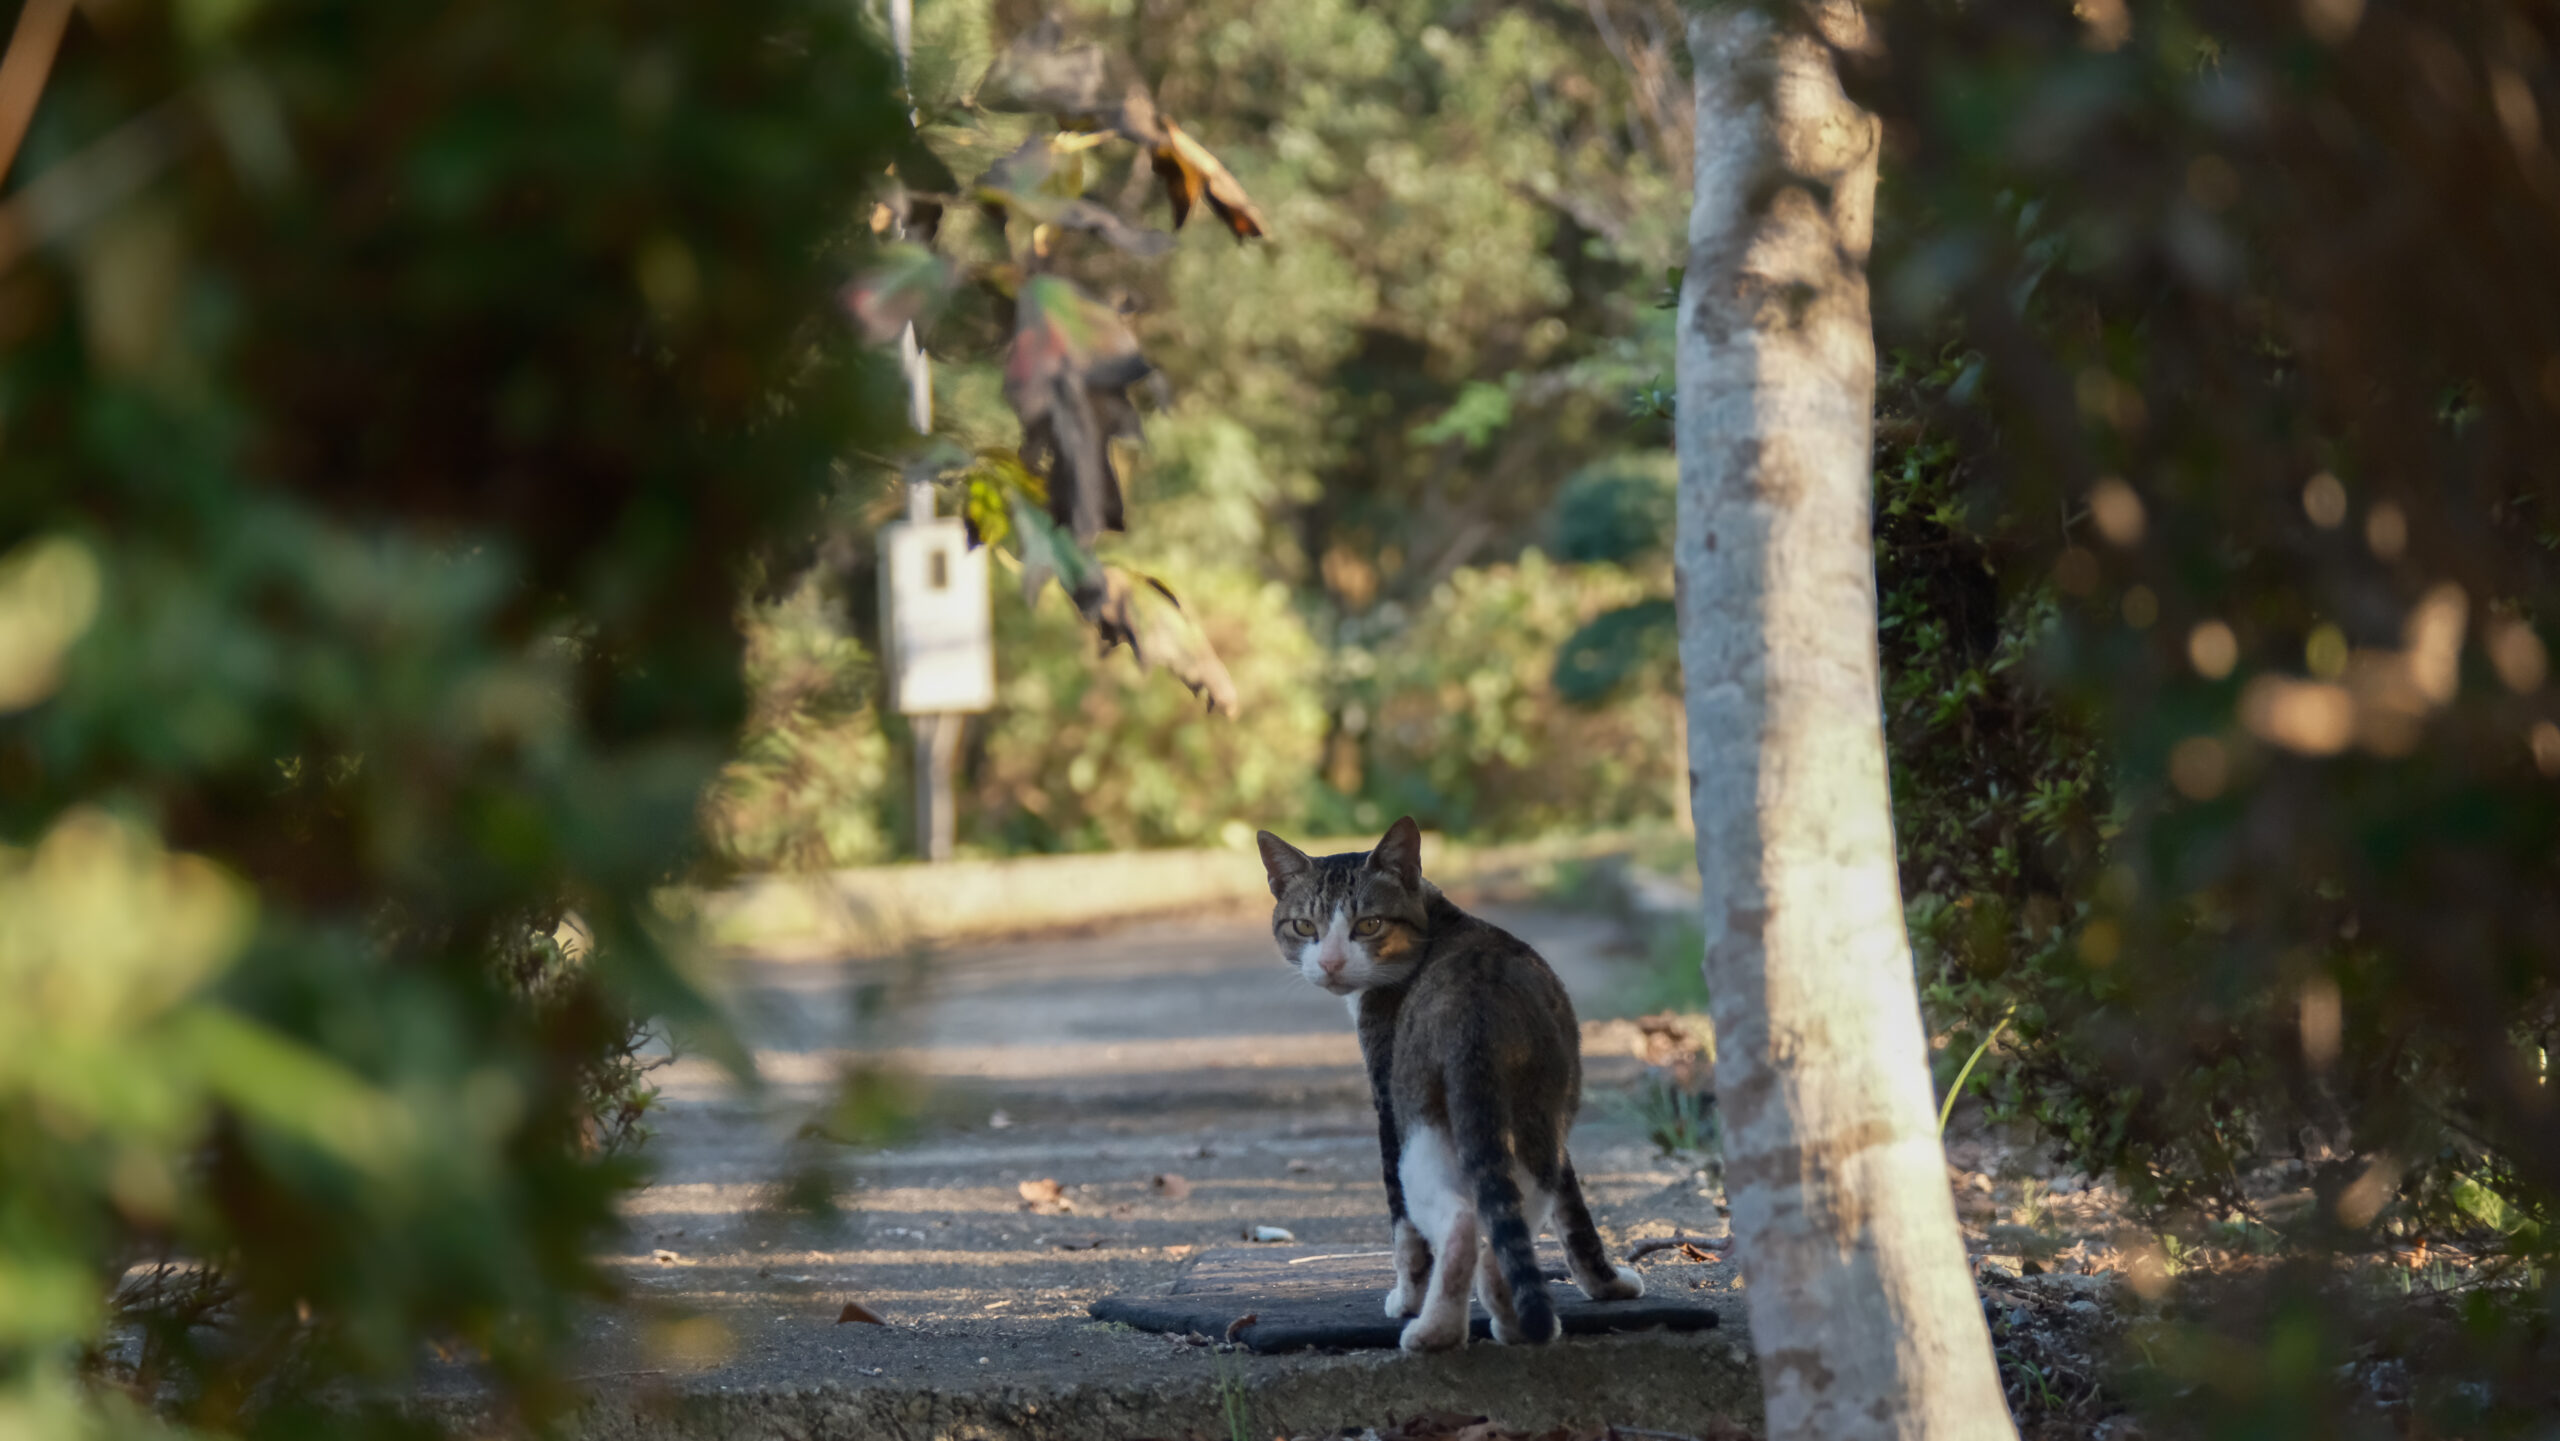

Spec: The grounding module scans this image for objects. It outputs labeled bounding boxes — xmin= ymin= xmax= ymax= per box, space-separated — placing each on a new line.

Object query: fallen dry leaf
xmin=1150 ymin=1171 xmax=1191 ymax=1200
xmin=1223 ymin=1311 xmax=1258 ymax=1342
xmin=1018 ymin=1177 xmax=1075 ymax=1214
xmin=835 ymin=1301 xmax=886 ymax=1325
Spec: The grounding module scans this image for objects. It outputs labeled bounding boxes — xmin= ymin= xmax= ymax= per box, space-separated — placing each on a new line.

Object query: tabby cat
xmin=1256 ymin=817 xmax=1643 ymax=1352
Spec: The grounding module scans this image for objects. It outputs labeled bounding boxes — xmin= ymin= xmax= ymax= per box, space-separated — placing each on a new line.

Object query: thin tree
xmin=1671 ymin=4 xmax=2015 ymax=1436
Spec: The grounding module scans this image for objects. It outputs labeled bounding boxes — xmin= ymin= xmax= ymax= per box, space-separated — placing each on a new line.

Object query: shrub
xmin=0 ymin=1 xmax=901 ymax=1432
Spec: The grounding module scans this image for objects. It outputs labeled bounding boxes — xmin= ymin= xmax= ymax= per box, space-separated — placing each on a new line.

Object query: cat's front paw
xmin=1398 ymin=1313 xmax=1468 ymax=1353
xmin=1581 ymin=1264 xmax=1645 ymax=1302
xmin=1487 ymin=1308 xmax=1562 ymax=1345
xmin=1383 ymin=1281 xmax=1421 ymax=1318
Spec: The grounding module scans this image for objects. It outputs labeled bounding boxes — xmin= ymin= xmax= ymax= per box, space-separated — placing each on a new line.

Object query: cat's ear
xmin=1256 ymin=830 xmax=1312 ymax=896
xmin=1369 ymin=815 xmax=1422 ymax=891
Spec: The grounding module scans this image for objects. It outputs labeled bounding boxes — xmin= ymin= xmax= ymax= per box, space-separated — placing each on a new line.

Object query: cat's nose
xmin=1319 ymin=955 xmax=1346 ymax=977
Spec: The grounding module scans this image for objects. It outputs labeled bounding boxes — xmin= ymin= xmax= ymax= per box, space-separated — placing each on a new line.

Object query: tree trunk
xmin=1672 ymin=6 xmax=2015 ymax=1438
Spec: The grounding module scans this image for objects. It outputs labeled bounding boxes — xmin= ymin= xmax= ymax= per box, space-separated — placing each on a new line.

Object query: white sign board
xmin=879 ymin=518 xmax=994 ymax=714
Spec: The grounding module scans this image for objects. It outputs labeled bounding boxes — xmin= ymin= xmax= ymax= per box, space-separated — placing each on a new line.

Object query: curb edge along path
xmin=683 ymin=828 xmax=1675 ymax=960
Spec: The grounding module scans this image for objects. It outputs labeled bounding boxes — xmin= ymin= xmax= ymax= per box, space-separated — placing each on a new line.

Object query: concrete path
xmin=518 ymin=904 xmax=1756 ymax=1440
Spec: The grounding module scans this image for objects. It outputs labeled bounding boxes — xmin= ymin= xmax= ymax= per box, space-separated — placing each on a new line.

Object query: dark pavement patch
xmin=1091 ymin=1244 xmax=1720 ymax=1353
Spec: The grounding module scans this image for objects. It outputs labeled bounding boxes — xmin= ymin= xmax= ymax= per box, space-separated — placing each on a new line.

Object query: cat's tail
xmin=1448 ymin=1057 xmax=1558 ymax=1341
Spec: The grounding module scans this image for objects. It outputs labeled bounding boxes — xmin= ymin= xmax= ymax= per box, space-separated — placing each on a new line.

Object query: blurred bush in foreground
xmin=1850 ymin=0 xmax=2560 ymax=1430
xmin=0 ymin=1 xmax=898 ymax=1434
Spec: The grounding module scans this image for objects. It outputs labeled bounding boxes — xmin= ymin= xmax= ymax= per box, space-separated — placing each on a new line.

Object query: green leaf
xmin=1006 ymin=487 xmax=1100 ymax=607
xmin=1410 ymin=379 xmax=1514 ymax=448
xmin=963 ymin=449 xmax=1043 ymax=551
xmin=972 ymin=139 xmax=1174 ymax=258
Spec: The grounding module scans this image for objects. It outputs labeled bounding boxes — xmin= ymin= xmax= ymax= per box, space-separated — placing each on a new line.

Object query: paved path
xmin=523 ymin=905 xmax=1752 ymax=1439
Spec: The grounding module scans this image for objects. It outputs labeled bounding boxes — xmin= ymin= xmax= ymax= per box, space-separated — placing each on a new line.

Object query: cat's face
xmin=1256 ymin=817 xmax=1431 ymax=995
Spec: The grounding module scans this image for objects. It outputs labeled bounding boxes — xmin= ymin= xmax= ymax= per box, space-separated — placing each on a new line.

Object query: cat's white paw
xmin=1581 ymin=1264 xmax=1645 ymax=1302
xmin=1398 ymin=1313 xmax=1468 ymax=1353
xmin=1384 ymin=1281 xmax=1421 ymax=1318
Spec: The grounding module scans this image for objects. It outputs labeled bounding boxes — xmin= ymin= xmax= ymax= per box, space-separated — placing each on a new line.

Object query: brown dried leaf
xmin=1085 ymin=568 xmax=1239 ymax=716
xmin=1005 ymin=274 xmax=1149 ymax=544
xmin=1223 ymin=1311 xmax=1258 ymax=1342
xmin=1017 ymin=1177 xmax=1075 ymax=1213
xmin=1150 ymin=1172 xmax=1192 ymax=1200
xmin=835 ymin=1300 xmax=887 ymax=1325
xmin=1150 ymin=118 xmax=1268 ymax=239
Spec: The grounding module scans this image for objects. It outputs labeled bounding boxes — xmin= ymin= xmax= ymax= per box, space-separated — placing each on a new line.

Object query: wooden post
xmin=905 ymin=476 xmax=953 ymax=863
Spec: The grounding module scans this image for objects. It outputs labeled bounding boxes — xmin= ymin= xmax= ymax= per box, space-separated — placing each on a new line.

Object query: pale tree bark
xmin=1672 ymin=5 xmax=2016 ymax=1438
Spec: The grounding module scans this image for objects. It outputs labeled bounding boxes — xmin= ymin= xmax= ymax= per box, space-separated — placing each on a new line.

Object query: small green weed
xmin=1613 ymin=917 xmax=1711 ymax=1016
xmin=1212 ymin=1353 xmax=1253 ymax=1441
xmin=1627 ymin=1073 xmax=1720 ymax=1159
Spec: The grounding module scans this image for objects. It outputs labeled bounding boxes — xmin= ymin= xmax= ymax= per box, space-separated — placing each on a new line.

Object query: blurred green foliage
xmin=1354 ymin=551 xmax=1682 ymax=837
xmin=708 ymin=580 xmax=897 ymax=873
xmin=0 ymin=0 xmax=899 ymax=1433
xmin=971 ymin=565 xmax=1329 ymax=852
xmin=1847 ymin=0 xmax=2560 ymax=1429
xmin=715 ymin=0 xmax=1696 ymax=866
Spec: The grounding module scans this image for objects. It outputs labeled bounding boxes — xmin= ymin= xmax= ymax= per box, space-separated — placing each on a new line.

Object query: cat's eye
xmin=1288 ymin=918 xmax=1318 ymax=937
xmin=1352 ymin=917 xmax=1385 ymax=939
